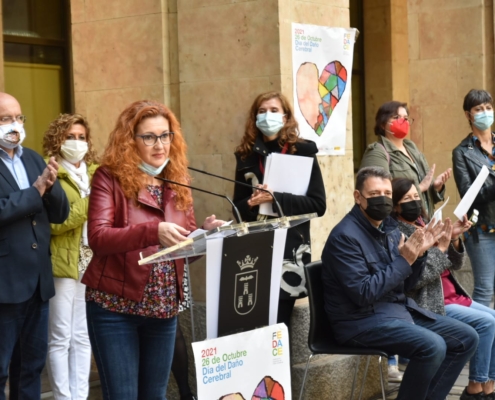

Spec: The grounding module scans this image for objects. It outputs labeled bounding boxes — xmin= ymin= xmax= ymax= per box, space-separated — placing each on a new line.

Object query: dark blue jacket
xmin=0 ymin=148 xmax=69 ymax=303
xmin=321 ymin=204 xmax=436 ymax=344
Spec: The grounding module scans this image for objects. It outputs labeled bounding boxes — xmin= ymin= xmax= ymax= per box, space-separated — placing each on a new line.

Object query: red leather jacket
xmin=82 ymin=167 xmax=197 ymax=302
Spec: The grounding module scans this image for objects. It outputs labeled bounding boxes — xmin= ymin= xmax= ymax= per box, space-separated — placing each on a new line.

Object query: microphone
xmin=153 ymin=176 xmax=244 ymax=224
xmin=187 ymin=166 xmax=285 ymax=219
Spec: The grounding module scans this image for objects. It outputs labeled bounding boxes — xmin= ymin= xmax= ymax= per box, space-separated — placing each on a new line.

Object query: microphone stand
xmin=154 ymin=176 xmax=244 ymax=226
xmin=187 ymin=166 xmax=285 ymax=219
xmin=154 ymin=176 xmax=247 ymax=341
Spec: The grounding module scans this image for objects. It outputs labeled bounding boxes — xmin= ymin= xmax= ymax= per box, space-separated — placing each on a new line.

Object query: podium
xmin=139 ymin=213 xmax=317 ymax=339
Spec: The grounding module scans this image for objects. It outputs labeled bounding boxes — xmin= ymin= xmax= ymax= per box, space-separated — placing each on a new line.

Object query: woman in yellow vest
xmin=42 ymin=114 xmax=99 ymax=400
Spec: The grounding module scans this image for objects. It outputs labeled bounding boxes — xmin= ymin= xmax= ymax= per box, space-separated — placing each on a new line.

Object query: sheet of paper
xmin=260 ymin=153 xmax=313 ymax=216
xmin=187 ymin=221 xmax=234 ymax=239
xmin=428 ymin=197 xmax=449 ymax=227
xmin=187 ymin=228 xmax=207 ymax=239
xmin=454 ymin=165 xmax=490 ymax=220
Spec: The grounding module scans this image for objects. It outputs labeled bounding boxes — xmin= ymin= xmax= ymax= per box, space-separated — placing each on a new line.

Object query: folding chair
xmin=299 ymin=260 xmax=387 ymax=400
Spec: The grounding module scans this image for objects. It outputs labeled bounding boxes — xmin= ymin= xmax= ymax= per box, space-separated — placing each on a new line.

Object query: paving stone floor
xmin=380 ymin=364 xmax=469 ymax=400
xmin=1 ymin=357 xmax=471 ymax=399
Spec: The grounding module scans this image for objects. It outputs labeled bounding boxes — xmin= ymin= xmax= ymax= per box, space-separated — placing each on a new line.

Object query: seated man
xmin=321 ymin=166 xmax=478 ymax=400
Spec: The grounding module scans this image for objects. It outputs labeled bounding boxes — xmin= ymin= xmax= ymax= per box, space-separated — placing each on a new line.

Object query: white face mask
xmin=256 ymin=112 xmax=285 ymax=137
xmin=0 ymin=122 xmax=26 ymax=149
xmin=60 ymin=140 xmax=89 ymax=164
xmin=139 ymin=158 xmax=170 ymax=176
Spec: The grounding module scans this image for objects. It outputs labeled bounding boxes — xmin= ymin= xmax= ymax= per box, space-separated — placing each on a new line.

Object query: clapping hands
xmin=418 ymin=164 xmax=452 ymax=193
xmin=33 ymin=157 xmax=59 ymax=196
xmin=398 ymin=217 xmax=450 ymax=265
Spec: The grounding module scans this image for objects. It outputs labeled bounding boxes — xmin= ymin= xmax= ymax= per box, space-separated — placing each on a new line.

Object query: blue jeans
xmin=465 ymin=233 xmax=495 ymax=306
xmin=346 ymin=312 xmax=478 ymax=400
xmin=446 ymin=301 xmax=495 ymax=382
xmin=0 ymin=287 xmax=49 ymax=400
xmin=86 ymin=301 xmax=177 ymax=400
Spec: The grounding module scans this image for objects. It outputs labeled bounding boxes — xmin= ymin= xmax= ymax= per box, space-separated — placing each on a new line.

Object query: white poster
xmin=292 ymin=24 xmax=357 ymax=155
xmin=192 ymin=324 xmax=291 ymax=400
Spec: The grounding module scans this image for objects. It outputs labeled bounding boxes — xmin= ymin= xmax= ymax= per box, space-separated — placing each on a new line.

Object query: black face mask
xmin=360 ymin=194 xmax=393 ymax=221
xmin=399 ymin=200 xmax=422 ymax=222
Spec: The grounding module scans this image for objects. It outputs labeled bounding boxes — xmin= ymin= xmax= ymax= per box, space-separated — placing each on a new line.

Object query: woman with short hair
xmin=392 ymin=177 xmax=494 ymax=400
xmin=453 ymin=89 xmax=495 ymax=308
xmin=360 ymin=101 xmax=452 ymax=219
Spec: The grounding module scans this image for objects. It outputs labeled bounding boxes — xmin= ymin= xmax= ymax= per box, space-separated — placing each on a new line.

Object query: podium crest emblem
xmin=234 ymin=255 xmax=258 ymax=315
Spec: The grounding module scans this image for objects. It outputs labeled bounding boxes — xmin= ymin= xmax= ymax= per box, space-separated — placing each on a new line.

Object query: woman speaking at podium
xmin=232 ymin=91 xmax=326 ymax=330
xmin=82 ymin=100 xmax=223 ymax=399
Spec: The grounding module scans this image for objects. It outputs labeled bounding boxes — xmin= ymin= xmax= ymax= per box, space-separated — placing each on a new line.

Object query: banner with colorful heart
xmin=292 ymin=24 xmax=357 ymax=155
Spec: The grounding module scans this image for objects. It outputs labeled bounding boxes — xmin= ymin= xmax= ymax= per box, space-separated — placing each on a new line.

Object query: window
xmin=3 ymin=0 xmax=72 ymax=154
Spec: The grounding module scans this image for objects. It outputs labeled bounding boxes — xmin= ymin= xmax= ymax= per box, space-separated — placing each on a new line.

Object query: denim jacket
xmin=321 ymin=204 xmax=436 ymax=344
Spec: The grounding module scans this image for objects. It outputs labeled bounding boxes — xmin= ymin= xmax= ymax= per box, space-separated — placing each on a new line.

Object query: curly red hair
xmin=102 ymin=100 xmax=192 ymax=210
xmin=235 ymin=91 xmax=302 ymax=159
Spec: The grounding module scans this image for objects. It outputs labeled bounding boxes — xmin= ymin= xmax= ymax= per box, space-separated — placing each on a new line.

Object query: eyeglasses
xmin=0 ymin=115 xmax=26 ymax=125
xmin=391 ymin=115 xmax=414 ymax=125
xmin=135 ymin=132 xmax=174 ymax=146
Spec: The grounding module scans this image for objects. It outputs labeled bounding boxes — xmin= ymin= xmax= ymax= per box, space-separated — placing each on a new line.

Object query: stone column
xmin=70 ymin=0 xmax=179 ymax=148
xmin=408 ymin=0 xmax=494 ymax=219
xmin=177 ymin=0 xmax=356 ymax=302
xmin=363 ymin=0 xmax=409 ymax=146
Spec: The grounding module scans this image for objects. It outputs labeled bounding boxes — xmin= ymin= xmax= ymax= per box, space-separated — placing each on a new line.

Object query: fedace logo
xmin=234 ymin=255 xmax=258 ymax=315
xmin=343 ymin=32 xmax=352 ymax=51
xmin=272 ymin=330 xmax=283 ymax=356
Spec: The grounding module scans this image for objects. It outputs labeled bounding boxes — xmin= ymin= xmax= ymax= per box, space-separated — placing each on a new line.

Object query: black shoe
xmin=484 ymin=393 xmax=495 ymax=400
xmin=460 ymin=388 xmax=486 ymax=400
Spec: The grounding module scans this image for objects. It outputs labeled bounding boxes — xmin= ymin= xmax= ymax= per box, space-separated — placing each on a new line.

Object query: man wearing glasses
xmin=0 ymin=92 xmax=69 ymax=399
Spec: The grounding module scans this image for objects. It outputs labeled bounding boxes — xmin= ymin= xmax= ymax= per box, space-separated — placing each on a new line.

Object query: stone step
xmin=292 ymin=354 xmax=387 ymax=400
xmin=166 ymin=301 xmax=387 ymax=400
xmin=3 ymin=300 xmax=388 ymax=400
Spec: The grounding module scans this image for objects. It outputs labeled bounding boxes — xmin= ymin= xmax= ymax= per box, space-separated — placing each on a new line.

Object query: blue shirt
xmin=0 ymin=145 xmax=30 ymax=190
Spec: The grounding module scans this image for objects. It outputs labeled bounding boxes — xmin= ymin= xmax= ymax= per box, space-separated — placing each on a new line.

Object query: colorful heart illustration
xmin=296 ymin=60 xmax=348 ymax=136
xmin=251 ymin=376 xmax=285 ymax=400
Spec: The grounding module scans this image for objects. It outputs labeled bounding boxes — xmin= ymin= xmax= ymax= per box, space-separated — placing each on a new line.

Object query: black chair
xmin=298 ymin=261 xmax=387 ymax=400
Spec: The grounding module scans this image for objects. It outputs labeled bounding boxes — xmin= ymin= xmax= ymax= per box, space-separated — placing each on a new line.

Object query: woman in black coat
xmin=453 ymin=89 xmax=495 ymax=309
xmin=232 ymin=91 xmax=326 ymax=329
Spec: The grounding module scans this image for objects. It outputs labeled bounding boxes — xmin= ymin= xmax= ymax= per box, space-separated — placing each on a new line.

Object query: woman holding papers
xmin=392 ymin=178 xmax=495 ymax=400
xmin=82 ymin=100 xmax=223 ymax=399
xmin=232 ymin=91 xmax=326 ymax=330
xmin=42 ymin=114 xmax=98 ymax=400
xmin=360 ymin=101 xmax=452 ymax=219
xmin=453 ymin=89 xmax=495 ymax=309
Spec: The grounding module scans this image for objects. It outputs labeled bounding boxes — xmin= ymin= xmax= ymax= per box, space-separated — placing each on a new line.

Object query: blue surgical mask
xmin=139 ymin=158 xmax=169 ymax=176
xmin=256 ymin=112 xmax=285 ymax=137
xmin=472 ymin=110 xmax=494 ymax=131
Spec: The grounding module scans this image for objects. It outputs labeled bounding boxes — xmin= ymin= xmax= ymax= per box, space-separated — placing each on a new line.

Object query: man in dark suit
xmin=0 ymin=92 xmax=69 ymax=399
xmin=321 ymin=166 xmax=478 ymax=400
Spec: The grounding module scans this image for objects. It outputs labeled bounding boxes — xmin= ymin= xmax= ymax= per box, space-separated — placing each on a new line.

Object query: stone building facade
xmin=1 ymin=0 xmax=493 ymax=398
